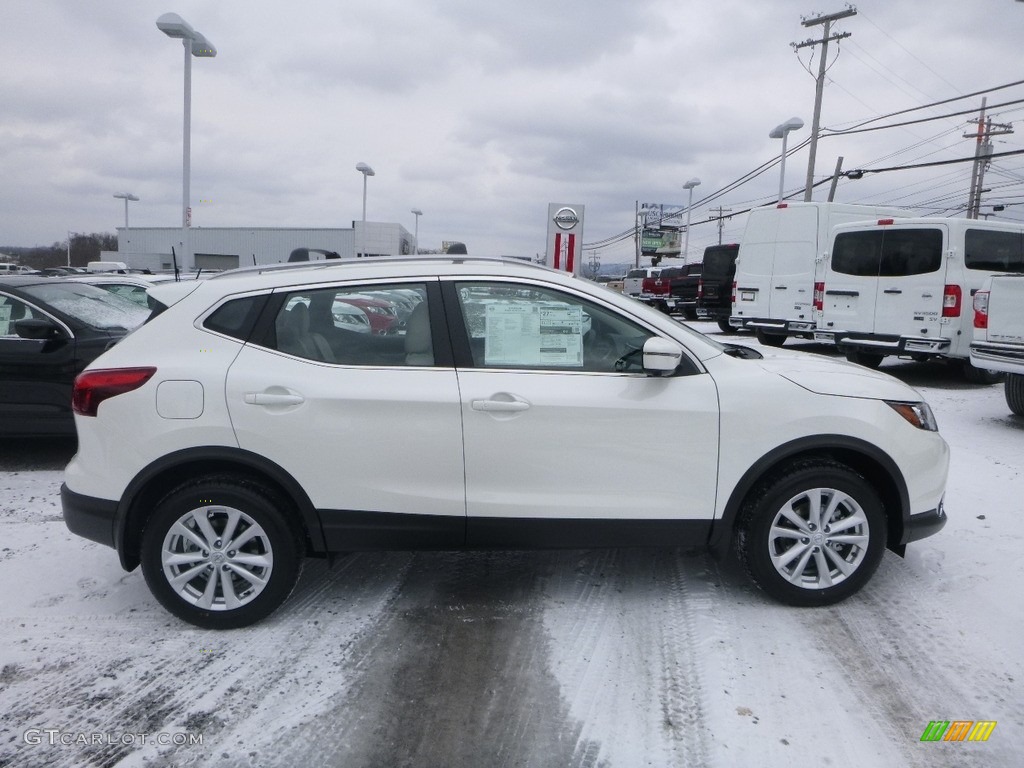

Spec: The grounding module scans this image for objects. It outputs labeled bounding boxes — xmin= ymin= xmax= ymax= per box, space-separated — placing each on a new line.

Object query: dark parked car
xmin=0 ymin=276 xmax=150 ymax=436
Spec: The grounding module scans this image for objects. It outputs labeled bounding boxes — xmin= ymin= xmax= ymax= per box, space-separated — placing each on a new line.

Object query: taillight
xmin=697 ymin=278 xmax=704 ymax=299
xmin=942 ymin=285 xmax=962 ymax=318
xmin=973 ymin=290 xmax=990 ymax=329
xmin=73 ymin=367 xmax=156 ymax=417
xmin=731 ymin=281 xmax=737 ymax=304
xmin=813 ymin=281 xmax=824 ymax=311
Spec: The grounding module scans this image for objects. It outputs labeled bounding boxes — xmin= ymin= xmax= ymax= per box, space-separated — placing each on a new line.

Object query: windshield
xmin=22 ymin=282 xmax=150 ymax=331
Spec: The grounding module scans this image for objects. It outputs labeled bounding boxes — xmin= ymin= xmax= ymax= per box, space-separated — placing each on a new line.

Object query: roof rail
xmin=208 ymin=255 xmax=552 ymax=279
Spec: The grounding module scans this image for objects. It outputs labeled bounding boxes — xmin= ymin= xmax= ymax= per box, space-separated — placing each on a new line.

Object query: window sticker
xmin=0 ymin=304 xmax=11 ymax=336
xmin=484 ymin=302 xmax=583 ymax=367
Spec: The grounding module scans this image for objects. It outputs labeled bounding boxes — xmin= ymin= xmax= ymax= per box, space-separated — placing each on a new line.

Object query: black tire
xmin=754 ymin=329 xmax=786 ymax=347
xmin=1006 ymin=373 xmax=1024 ymax=417
xmin=735 ymin=460 xmax=887 ymax=607
xmin=141 ymin=476 xmax=304 ymax=629
xmin=717 ymin=318 xmax=735 ymax=334
xmin=845 ymin=350 xmax=884 ymax=369
xmin=682 ymin=308 xmax=698 ymax=321
xmin=961 ymin=359 xmax=1004 ymax=385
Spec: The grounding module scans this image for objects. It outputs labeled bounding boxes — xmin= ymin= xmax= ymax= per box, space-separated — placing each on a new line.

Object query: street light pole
xmin=157 ymin=13 xmax=216 ymax=270
xmin=411 ymin=208 xmax=422 ymax=255
xmin=769 ymin=117 xmax=804 ymax=203
xmin=356 ymin=162 xmax=375 ymax=257
xmin=682 ymin=178 xmax=701 ymax=263
xmin=113 ymin=193 xmax=139 ymax=228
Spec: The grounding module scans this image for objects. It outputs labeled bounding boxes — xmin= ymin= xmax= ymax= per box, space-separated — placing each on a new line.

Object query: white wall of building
xmin=114 ymin=223 xmax=413 ymax=271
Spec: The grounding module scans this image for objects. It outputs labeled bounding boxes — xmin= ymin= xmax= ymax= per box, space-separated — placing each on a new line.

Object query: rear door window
xmin=832 ymin=229 xmax=942 ymax=276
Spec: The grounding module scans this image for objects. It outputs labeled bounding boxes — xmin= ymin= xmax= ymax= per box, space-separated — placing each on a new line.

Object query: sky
xmin=3 ymin=0 xmax=1024 ymax=263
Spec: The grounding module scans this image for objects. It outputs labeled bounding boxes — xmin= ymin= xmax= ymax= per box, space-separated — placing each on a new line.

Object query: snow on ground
xmin=0 ymin=325 xmax=1021 ymax=767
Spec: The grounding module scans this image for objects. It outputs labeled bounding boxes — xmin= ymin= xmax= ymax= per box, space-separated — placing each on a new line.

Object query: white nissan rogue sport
xmin=62 ymin=257 xmax=948 ymax=628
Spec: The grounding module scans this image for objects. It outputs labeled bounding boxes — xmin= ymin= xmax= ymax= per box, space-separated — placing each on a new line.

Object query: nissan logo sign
xmin=553 ymin=207 xmax=580 ymax=231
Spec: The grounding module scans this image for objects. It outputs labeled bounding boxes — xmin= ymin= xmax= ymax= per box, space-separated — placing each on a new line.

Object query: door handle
xmin=883 ymin=289 xmax=903 ymax=295
xmin=774 ymin=285 xmax=788 ymax=290
xmin=244 ymin=392 xmax=305 ymax=406
xmin=471 ymin=399 xmax=530 ymax=412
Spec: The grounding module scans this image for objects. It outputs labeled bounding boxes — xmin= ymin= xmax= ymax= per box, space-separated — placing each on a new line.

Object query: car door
xmin=444 ymin=279 xmax=720 ymax=548
xmin=0 ymin=292 xmax=80 ymax=434
xmin=873 ymin=226 xmax=946 ymax=340
xmin=224 ymin=281 xmax=466 ymax=550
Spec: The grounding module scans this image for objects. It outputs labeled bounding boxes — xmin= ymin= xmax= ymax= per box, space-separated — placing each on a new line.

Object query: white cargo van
xmin=730 ymin=202 xmax=910 ymax=346
xmin=816 ymin=216 xmax=1024 ymax=381
xmin=971 ymin=273 xmax=1024 ymax=414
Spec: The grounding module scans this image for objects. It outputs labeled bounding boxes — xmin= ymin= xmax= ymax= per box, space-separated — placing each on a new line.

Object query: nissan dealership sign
xmin=546 ymin=203 xmax=585 ymax=274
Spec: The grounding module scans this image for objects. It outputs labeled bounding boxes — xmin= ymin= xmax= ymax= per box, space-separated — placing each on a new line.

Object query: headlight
xmin=885 ymin=401 xmax=939 ymax=432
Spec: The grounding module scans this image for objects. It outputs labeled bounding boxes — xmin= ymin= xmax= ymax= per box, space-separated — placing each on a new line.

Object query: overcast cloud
xmin=3 ymin=0 xmax=1024 ymax=262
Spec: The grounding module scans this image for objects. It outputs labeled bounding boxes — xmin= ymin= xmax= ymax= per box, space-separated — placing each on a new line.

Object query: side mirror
xmin=15 ymin=317 xmax=62 ymax=341
xmin=642 ymin=337 xmax=683 ymax=375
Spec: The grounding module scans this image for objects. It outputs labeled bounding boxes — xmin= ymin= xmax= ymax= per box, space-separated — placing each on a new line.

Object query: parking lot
xmin=1 ymin=323 xmax=1021 ymax=768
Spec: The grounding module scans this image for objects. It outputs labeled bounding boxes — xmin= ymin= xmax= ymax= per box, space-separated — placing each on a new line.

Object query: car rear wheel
xmin=845 ymin=351 xmax=884 ymax=369
xmin=961 ymin=359 xmax=1004 ymax=385
xmin=736 ymin=460 xmax=886 ymax=606
xmin=754 ymin=329 xmax=786 ymax=347
xmin=717 ymin=318 xmax=735 ymax=334
xmin=141 ymin=477 xmax=304 ymax=629
xmin=1006 ymin=373 xmax=1024 ymax=416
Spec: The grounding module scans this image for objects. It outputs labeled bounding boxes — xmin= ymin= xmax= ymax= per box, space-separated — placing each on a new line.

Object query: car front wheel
xmin=736 ymin=460 xmax=886 ymax=606
xmin=141 ymin=477 xmax=304 ymax=629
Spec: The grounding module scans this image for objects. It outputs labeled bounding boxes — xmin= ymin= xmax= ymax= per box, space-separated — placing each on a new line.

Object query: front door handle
xmin=245 ymin=392 xmax=305 ymax=406
xmin=471 ymin=398 xmax=530 ymax=412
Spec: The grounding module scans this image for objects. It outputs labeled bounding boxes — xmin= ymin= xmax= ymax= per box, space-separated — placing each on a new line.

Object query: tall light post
xmin=157 ymin=13 xmax=216 ymax=270
xmin=411 ymin=208 xmax=422 ymax=255
xmin=682 ymin=178 xmax=701 ymax=263
xmin=356 ymin=162 xmax=375 ymax=257
xmin=113 ymin=193 xmax=139 ymax=228
xmin=769 ymin=117 xmax=804 ymax=203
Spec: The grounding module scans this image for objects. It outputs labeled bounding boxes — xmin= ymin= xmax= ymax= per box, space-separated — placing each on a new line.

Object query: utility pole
xmin=792 ymin=6 xmax=856 ymax=201
xmin=708 ymin=206 xmax=733 ymax=244
xmin=964 ymin=100 xmax=1013 ymax=219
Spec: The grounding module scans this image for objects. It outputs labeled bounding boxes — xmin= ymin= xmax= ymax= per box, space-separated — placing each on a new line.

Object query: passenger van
xmin=815 ymin=216 xmax=1024 ymax=380
xmin=730 ymin=202 xmax=910 ymax=345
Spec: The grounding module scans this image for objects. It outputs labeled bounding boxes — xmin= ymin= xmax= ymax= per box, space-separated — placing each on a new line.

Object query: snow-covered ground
xmin=1 ymin=325 xmax=1021 ymax=767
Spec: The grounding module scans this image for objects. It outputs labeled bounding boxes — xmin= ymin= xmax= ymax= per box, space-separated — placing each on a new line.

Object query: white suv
xmin=62 ymin=257 xmax=949 ymax=628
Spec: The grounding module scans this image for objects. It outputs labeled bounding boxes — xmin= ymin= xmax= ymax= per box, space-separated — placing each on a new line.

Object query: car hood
xmin=755 ymin=354 xmax=923 ymax=401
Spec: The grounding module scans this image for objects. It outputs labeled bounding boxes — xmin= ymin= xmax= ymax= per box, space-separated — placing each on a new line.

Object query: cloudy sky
xmin=3 ymin=0 xmax=1024 ymax=263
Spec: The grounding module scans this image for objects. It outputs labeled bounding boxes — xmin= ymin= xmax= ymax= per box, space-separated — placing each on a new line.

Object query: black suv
xmin=695 ymin=244 xmax=739 ymax=333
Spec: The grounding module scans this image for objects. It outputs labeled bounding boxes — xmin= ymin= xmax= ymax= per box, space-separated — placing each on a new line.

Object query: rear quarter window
xmin=965 ymin=228 xmax=1024 ymax=272
xmin=203 ymin=294 xmax=267 ymax=340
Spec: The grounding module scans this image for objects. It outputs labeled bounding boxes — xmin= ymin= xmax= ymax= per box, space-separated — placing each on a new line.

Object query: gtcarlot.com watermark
xmin=24 ymin=728 xmax=203 ymax=747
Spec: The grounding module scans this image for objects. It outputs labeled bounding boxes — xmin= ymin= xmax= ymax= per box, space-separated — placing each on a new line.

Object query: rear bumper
xmin=970 ymin=342 xmax=1024 ymax=375
xmin=819 ymin=331 xmax=952 ymax=357
xmin=731 ymin=317 xmax=817 ymax=335
xmin=61 ymin=483 xmax=118 ymax=550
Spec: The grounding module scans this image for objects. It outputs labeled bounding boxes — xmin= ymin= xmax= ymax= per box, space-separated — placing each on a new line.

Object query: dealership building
xmin=111 ymin=221 xmax=416 ymax=272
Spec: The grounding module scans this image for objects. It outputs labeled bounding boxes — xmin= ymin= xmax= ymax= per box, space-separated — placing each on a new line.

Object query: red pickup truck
xmin=638 ymin=264 xmax=702 ymax=318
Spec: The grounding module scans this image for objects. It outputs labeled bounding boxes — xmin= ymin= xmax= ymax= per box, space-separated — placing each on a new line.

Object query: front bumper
xmin=901 ymin=498 xmax=947 ymax=545
xmin=61 ymin=483 xmax=118 ymax=550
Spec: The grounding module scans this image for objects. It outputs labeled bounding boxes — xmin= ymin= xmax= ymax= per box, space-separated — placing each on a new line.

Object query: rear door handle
xmin=883 ymin=289 xmax=903 ymax=295
xmin=245 ymin=392 xmax=305 ymax=406
xmin=471 ymin=398 xmax=530 ymax=412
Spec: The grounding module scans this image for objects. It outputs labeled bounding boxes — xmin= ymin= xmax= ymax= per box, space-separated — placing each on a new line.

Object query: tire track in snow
xmin=540 ymin=548 xmax=718 ymax=767
xmin=0 ymin=554 xmax=410 ymax=768
xmin=807 ymin=555 xmax=1021 ymax=768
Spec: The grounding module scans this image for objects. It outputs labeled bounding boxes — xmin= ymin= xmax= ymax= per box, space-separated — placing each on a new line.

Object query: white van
xmin=730 ymin=202 xmax=910 ymax=345
xmin=86 ymin=261 xmax=129 ymax=273
xmin=0 ymin=264 xmax=32 ymax=275
xmin=816 ymin=216 xmax=1024 ymax=381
